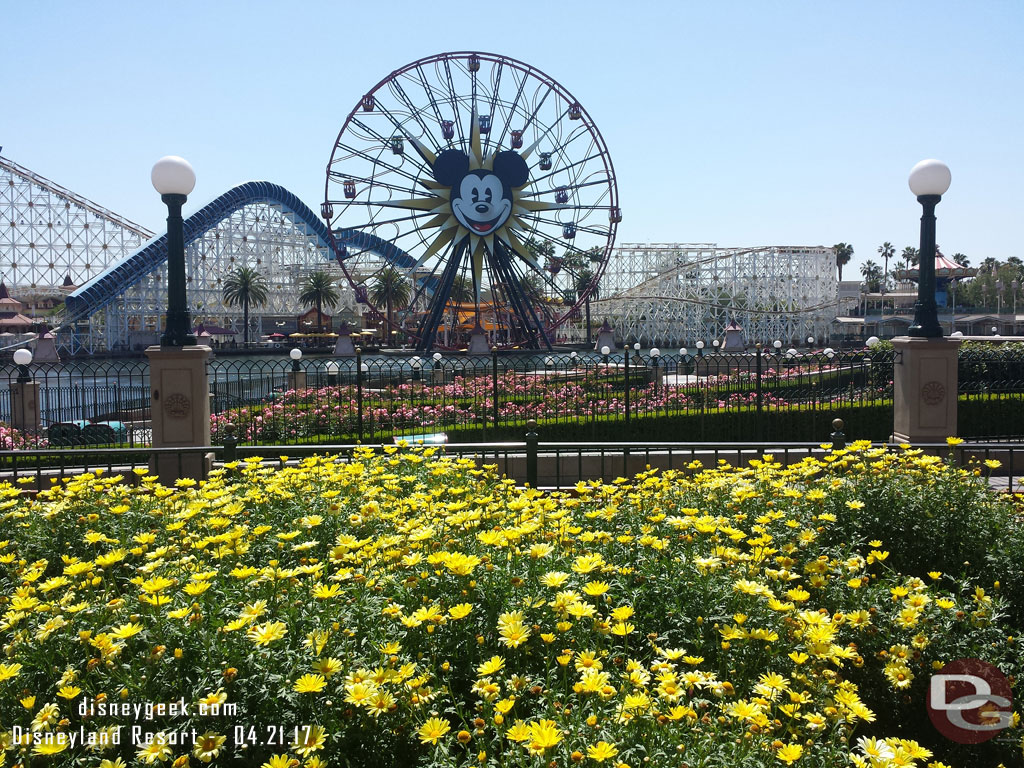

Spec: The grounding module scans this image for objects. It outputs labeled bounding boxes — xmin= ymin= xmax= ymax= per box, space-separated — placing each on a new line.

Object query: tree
xmin=833 ymin=243 xmax=854 ymax=281
xmin=901 ymin=246 xmax=919 ymax=270
xmin=446 ymin=275 xmax=474 ymax=343
xmin=299 ymin=270 xmax=341 ymax=332
xmin=222 ymin=266 xmax=269 ymax=346
xmin=369 ymin=267 xmax=411 ymax=332
xmin=860 ymin=260 xmax=883 ymax=293
xmin=877 ymin=242 xmax=895 ymax=293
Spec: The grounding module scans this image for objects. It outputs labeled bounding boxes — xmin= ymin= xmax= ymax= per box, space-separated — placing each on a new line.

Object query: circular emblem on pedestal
xmin=921 ymin=380 xmax=945 ymax=405
xmin=163 ymin=393 xmax=191 ymax=419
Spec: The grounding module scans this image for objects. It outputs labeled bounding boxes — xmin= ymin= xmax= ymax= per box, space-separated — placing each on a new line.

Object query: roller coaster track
xmin=56 ymin=181 xmax=415 ymax=331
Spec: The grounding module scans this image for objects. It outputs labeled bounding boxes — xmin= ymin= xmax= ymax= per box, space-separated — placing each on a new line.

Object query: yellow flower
xmin=260 ymin=755 xmax=293 ymax=768
xmin=312 ymin=583 xmax=341 ymax=599
xmin=497 ymin=612 xmax=531 ymax=649
xmin=417 ymin=717 xmax=451 ymax=745
xmin=33 ymin=737 xmax=70 ymax=755
xmin=247 ymin=621 xmax=288 ymax=646
xmin=312 ymin=657 xmax=343 ymax=679
xmin=449 ymin=603 xmax=473 ymax=619
xmin=291 ymin=725 xmax=327 ymax=757
xmin=57 ymin=685 xmax=82 ymax=699
xmin=137 ymin=734 xmax=173 ymax=764
xmin=776 ymin=743 xmax=803 ymax=764
xmin=191 ymin=732 xmax=226 ymax=763
xmin=945 ymin=436 xmax=964 ymax=446
xmin=477 ymin=656 xmax=505 ymax=677
xmin=541 ymin=571 xmax=570 ymax=588
xmin=0 ymin=663 xmax=24 ymax=682
xmin=527 ymin=719 xmax=563 ymax=753
xmin=110 ymin=622 xmax=144 ymax=640
xmin=587 ymin=741 xmax=619 ymax=762
xmin=294 ymin=674 xmax=327 ymax=694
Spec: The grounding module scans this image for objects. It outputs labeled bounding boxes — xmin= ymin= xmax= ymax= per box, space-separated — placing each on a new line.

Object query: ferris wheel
xmin=322 ymin=51 xmax=619 ymax=351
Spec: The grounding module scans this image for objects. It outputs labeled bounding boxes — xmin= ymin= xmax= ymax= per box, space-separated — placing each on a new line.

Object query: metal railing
xmin=2 ymin=341 xmax=1023 ymax=450
xmin=205 ymin=348 xmax=897 ymax=445
xmin=2 ymin=425 xmax=1021 ymax=494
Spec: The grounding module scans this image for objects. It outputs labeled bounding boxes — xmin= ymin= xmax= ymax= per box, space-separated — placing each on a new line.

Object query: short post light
xmin=13 ymin=348 xmax=32 ymax=383
xmin=772 ymin=339 xmax=782 ymax=353
xmin=151 ymin=156 xmax=197 ymax=347
xmin=432 ymin=351 xmax=444 ymax=384
xmin=10 ymin=347 xmax=39 ymax=434
xmin=289 ymin=347 xmax=302 ymax=373
xmin=907 ymin=159 xmax=952 ymax=337
xmin=695 ymin=340 xmax=705 ymax=358
xmin=325 ymin=360 xmax=339 ymax=386
xmin=411 ymin=355 xmax=422 ymax=382
xmin=600 ymin=345 xmax=610 ymax=365
xmin=650 ymin=347 xmax=661 ymax=391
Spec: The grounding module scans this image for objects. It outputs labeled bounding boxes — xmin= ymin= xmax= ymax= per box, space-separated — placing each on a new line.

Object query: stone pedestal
xmin=287 ymin=370 xmax=307 ymax=390
xmin=891 ymin=336 xmax=961 ymax=443
xmin=10 ymin=381 xmax=40 ymax=433
xmin=594 ymin=323 xmax=616 ymax=353
xmin=145 ymin=345 xmax=212 ymax=484
xmin=333 ymin=335 xmax=356 ymax=356
xmin=32 ymin=333 xmax=61 ymax=362
xmin=467 ymin=332 xmax=490 ymax=355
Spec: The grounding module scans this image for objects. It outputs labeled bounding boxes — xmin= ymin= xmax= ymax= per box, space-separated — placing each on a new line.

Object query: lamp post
xmin=151 ymin=156 xmax=197 ymax=347
xmin=948 ymin=278 xmax=958 ymax=334
xmin=907 ymin=159 xmax=951 ymax=337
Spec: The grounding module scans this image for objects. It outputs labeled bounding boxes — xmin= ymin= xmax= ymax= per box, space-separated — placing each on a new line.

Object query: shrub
xmin=0 ymin=444 xmax=1019 ymax=766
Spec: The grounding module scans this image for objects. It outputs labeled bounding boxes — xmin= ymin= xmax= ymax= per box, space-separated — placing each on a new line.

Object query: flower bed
xmin=0 ymin=443 xmax=1020 ymax=766
xmin=208 ymin=368 xmax=888 ymax=444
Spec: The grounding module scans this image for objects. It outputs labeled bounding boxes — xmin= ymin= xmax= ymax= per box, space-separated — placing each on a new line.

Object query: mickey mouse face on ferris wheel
xmin=432 ymin=149 xmax=529 ymax=238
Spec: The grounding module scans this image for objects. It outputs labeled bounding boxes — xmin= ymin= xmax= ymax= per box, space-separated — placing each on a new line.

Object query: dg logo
xmin=927 ymin=658 xmax=1013 ymax=744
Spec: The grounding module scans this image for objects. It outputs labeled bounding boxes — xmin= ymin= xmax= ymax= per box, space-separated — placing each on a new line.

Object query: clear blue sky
xmin=3 ymin=0 xmax=1021 ymax=278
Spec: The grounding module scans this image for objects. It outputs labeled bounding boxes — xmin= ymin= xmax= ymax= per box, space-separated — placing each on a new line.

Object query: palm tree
xmin=860 ymin=260 xmax=883 ymax=293
xmin=446 ymin=275 xmax=474 ymax=344
xmin=901 ymin=246 xmax=919 ymax=270
xmin=222 ymin=266 xmax=269 ymax=346
xmin=299 ymin=270 xmax=341 ymax=332
xmin=575 ymin=267 xmax=599 ymax=345
xmin=833 ymin=243 xmax=854 ymax=281
xmin=877 ymin=242 xmax=894 ymax=293
xmin=369 ymin=267 xmax=412 ymax=332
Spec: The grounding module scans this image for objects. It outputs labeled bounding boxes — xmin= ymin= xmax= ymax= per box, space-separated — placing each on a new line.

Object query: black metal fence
xmin=958 ymin=344 xmax=1024 ymax=439
xmin=1 ymin=342 xmax=1023 ymax=450
xmin=206 ymin=348 xmax=896 ymax=446
xmin=1 ymin=436 xmax=1021 ymax=494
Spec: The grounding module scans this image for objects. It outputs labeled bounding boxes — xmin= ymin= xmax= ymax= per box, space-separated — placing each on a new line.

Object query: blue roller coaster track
xmin=63 ymin=181 xmax=416 ymax=323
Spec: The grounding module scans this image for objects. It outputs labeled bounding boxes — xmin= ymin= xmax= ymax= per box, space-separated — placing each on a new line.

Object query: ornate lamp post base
xmin=891 ymin=336 xmax=961 ymax=443
xmin=145 ymin=344 xmax=213 ymax=484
